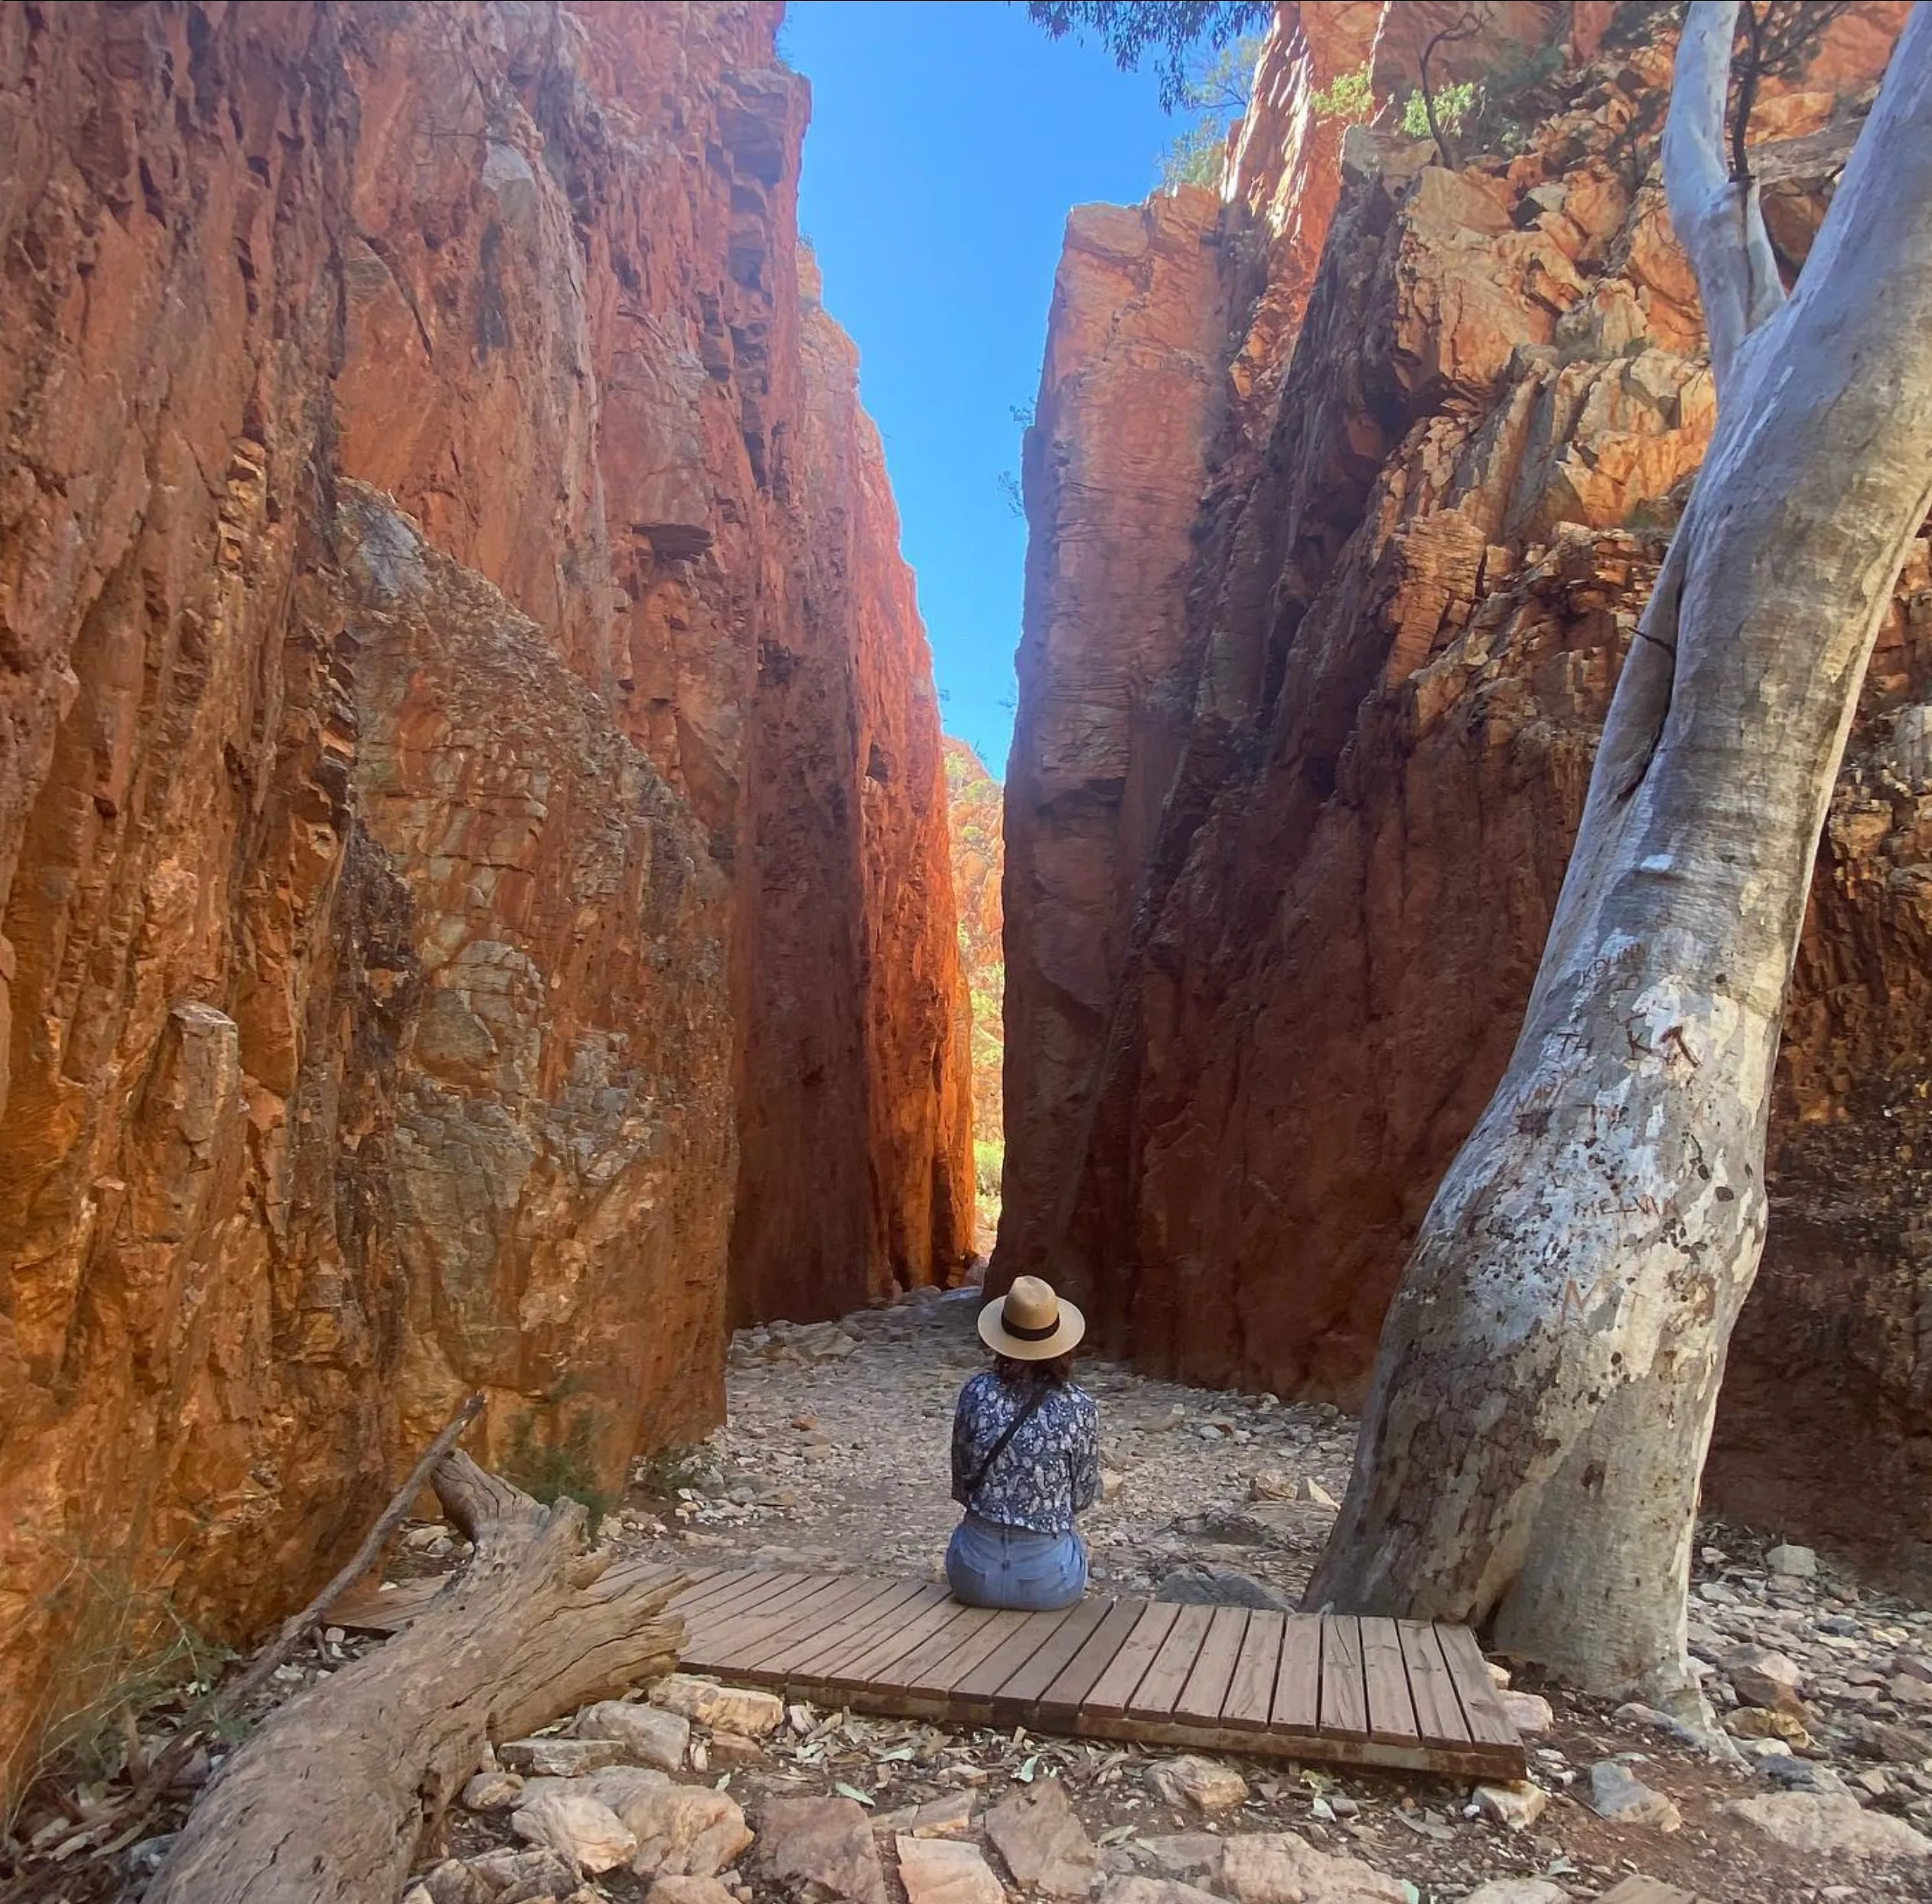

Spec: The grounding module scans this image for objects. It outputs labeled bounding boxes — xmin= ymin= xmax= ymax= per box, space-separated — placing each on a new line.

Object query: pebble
xmin=1724 ymin=1643 xmax=1806 ymax=1709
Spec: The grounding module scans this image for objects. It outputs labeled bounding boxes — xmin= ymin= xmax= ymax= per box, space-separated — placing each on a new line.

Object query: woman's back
xmin=950 ymin=1366 xmax=1098 ymax=1534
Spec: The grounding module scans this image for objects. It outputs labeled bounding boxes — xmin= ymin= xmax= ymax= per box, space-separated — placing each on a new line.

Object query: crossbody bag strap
xmin=965 ymin=1387 xmax=1050 ymax=1509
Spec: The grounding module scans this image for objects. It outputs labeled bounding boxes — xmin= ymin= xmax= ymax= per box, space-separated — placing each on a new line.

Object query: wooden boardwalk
xmin=667 ymin=1567 xmax=1524 ymax=1779
xmin=335 ymin=1563 xmax=1523 ymax=1780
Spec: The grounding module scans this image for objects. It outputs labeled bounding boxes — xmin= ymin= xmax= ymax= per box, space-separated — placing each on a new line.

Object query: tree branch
xmin=1663 ymin=0 xmax=1787 ymax=396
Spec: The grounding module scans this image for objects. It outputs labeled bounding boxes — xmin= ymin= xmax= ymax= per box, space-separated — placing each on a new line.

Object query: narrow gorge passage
xmin=7 ymin=0 xmax=1932 ymax=1897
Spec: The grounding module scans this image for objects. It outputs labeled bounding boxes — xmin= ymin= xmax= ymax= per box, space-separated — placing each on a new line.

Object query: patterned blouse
xmin=950 ymin=1370 xmax=1100 ymax=1537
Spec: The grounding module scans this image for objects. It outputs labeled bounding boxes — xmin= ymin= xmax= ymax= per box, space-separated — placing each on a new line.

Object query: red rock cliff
xmin=0 ymin=0 xmax=969 ymax=1798
xmin=999 ymin=2 xmax=1929 ymax=1589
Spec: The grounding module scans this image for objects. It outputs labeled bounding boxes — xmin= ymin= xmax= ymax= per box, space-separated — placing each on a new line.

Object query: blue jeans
xmin=946 ymin=1513 xmax=1088 ymax=1611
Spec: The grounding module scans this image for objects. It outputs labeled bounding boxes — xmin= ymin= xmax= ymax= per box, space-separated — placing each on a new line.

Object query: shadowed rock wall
xmin=997 ymin=0 xmax=1928 ymax=1589
xmin=0 ymin=0 xmax=968 ymax=1798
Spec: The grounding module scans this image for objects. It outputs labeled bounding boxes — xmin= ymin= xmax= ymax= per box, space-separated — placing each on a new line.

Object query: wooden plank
xmin=866 ymin=1603 xmax=1002 ymax=1693
xmin=711 ymin=1574 xmax=875 ymax=1669
xmin=1175 ymin=1606 xmax=1249 ymax=1723
xmin=1433 ymin=1623 xmax=1520 ymax=1749
xmin=952 ymin=1606 xmax=1076 ymax=1703
xmin=1220 ymin=1609 xmax=1285 ymax=1730
xmin=1127 ymin=1605 xmax=1216 ymax=1720
xmin=1034 ymin=1599 xmax=1149 ymax=1723
xmin=782 ymin=1578 xmax=937 ymax=1679
xmin=686 ymin=1573 xmax=839 ymax=1658
xmin=681 ymin=1576 xmax=820 ymax=1654
xmin=1318 ymin=1616 xmax=1369 ymax=1742
xmin=676 ymin=1568 xmax=792 ymax=1622
xmin=1396 ymin=1620 xmax=1470 ymax=1745
xmin=989 ymin=1596 xmax=1115 ymax=1713
xmin=734 ymin=1575 xmax=900 ymax=1674
xmin=826 ymin=1595 xmax=981 ymax=1690
xmin=1086 ymin=1602 xmax=1179 ymax=1717
xmin=1271 ymin=1615 xmax=1323 ymax=1735
xmin=1360 ymin=1616 xmax=1419 ymax=1743
xmin=904 ymin=1607 xmax=1038 ymax=1697
xmin=664 ymin=1566 xmax=744 ymax=1610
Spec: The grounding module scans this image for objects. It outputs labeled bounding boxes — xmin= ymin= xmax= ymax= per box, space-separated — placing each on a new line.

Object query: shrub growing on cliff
xmin=1308 ymin=63 xmax=1374 ymax=124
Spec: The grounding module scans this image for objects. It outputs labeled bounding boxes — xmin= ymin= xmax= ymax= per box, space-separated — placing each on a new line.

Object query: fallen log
xmin=145 ymin=1452 xmax=685 ymax=1904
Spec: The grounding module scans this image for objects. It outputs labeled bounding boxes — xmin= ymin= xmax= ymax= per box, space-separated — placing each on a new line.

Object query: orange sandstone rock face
xmin=999 ymin=2 xmax=1928 ymax=1586
xmin=0 ymin=0 xmax=966 ymax=1798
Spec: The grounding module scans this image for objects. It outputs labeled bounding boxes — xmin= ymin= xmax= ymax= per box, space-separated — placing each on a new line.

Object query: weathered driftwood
xmin=146 ymin=1452 xmax=684 ymax=1904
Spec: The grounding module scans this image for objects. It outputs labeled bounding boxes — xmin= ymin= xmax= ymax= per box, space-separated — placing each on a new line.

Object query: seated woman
xmin=946 ymin=1275 xmax=1099 ymax=1611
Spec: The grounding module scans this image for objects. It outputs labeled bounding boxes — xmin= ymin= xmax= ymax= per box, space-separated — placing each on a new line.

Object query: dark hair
xmin=994 ymin=1351 xmax=1074 ymax=1388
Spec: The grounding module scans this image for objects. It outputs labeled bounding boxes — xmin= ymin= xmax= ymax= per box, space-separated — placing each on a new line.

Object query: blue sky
xmin=781 ymin=2 xmax=1178 ymax=779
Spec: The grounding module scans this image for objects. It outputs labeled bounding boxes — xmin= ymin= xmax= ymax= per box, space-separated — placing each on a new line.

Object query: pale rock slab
xmin=1096 ymin=1880 xmax=1223 ymax=1904
xmin=1723 ymin=1792 xmax=1932 ymax=1858
xmin=622 ymin=1783 xmax=754 ymax=1880
xmin=1136 ymin=1834 xmax=1223 ymax=1878
xmin=647 ymin=1878 xmax=741 ymax=1904
xmin=986 ymin=1778 xmax=1100 ymax=1899
xmin=1497 ymin=1691 xmax=1553 ymax=1736
xmin=1765 ymin=1544 xmax=1819 ymax=1579
xmin=461 ymin=1769 xmax=525 ymax=1811
xmin=464 ymin=1846 xmax=580 ymax=1898
xmin=1471 ymin=1782 xmax=1547 ymax=1830
xmin=897 ymin=1836 xmax=1008 ymax=1904
xmin=1218 ymin=1830 xmax=1409 ymax=1904
xmin=499 ymin=1736 xmax=626 ymax=1776
xmin=578 ymin=1699 xmax=692 ymax=1769
xmin=754 ymin=1795 xmax=889 ymax=1904
xmin=513 ymin=1790 xmax=639 ymax=1873
xmin=1587 ymin=1762 xmax=1682 ymax=1831
xmin=1146 ymin=1756 xmax=1249 ymax=1814
xmin=651 ymin=1674 xmax=787 ymax=1739
xmin=1722 ymin=1645 xmax=1806 ymax=1710
xmin=1459 ymin=1884 xmax=1567 ymax=1904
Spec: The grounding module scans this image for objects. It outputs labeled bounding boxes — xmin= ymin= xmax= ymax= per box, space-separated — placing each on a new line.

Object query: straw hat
xmin=978 ymin=1275 xmax=1085 ymax=1360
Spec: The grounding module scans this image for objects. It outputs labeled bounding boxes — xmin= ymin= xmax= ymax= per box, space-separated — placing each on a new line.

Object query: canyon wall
xmin=998 ymin=0 xmax=1930 ymax=1588
xmin=0 ymin=0 xmax=969 ymax=1797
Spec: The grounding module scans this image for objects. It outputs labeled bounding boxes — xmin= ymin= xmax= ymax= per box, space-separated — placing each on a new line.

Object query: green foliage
xmin=1155 ymin=31 xmax=1266 ymax=192
xmin=16 ymin=1539 xmax=236 ymax=1822
xmin=1159 ymin=119 xmax=1227 ymax=188
xmin=1308 ymin=62 xmax=1374 ymax=124
xmin=1025 ymin=2 xmax=1272 ymax=112
xmin=973 ymin=1138 xmax=1005 ymax=1197
xmin=1401 ymin=79 xmax=1477 ymax=142
xmin=503 ymin=1408 xmax=614 ymax=1530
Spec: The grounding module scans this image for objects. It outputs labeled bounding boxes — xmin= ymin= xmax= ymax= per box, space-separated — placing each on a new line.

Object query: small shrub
xmin=503 ymin=1409 xmax=614 ymax=1529
xmin=1308 ymin=62 xmax=1374 ymax=123
xmin=1402 ymin=79 xmax=1478 ymax=142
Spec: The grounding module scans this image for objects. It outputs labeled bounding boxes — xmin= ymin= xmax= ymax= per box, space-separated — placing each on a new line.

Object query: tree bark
xmin=145 ymin=1454 xmax=684 ymax=1904
xmin=1306 ymin=2 xmax=1932 ymax=1703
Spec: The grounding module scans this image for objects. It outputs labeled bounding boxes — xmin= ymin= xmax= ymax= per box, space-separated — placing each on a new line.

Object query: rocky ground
xmin=9 ymin=1287 xmax=1932 ymax=1904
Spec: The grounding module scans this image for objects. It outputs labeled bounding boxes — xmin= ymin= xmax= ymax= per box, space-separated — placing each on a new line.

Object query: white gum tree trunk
xmin=1306 ymin=2 xmax=1932 ymax=1703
